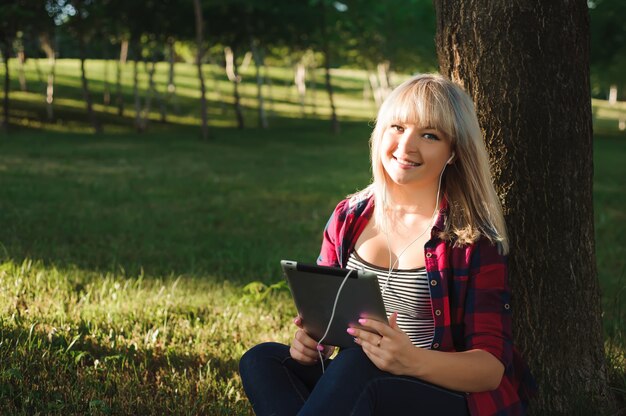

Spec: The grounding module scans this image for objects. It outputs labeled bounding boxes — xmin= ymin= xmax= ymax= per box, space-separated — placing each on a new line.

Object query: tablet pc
xmin=281 ymin=260 xmax=388 ymax=349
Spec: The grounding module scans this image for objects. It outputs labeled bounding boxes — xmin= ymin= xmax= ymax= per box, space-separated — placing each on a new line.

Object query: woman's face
xmin=379 ymin=121 xmax=453 ymax=192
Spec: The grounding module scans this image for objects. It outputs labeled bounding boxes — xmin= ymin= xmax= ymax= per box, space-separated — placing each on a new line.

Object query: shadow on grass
xmin=0 ymin=119 xmax=372 ymax=282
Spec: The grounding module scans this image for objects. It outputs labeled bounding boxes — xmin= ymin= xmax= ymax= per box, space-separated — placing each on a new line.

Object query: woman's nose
xmin=396 ymin=130 xmax=419 ymax=153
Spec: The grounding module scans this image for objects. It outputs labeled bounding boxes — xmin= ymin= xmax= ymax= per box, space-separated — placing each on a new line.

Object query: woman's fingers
xmin=289 ymin=345 xmax=317 ymax=364
xmin=323 ymin=345 xmax=336 ymax=359
xmin=388 ymin=312 xmax=399 ymax=329
xmin=295 ymin=328 xmax=319 ymax=350
xmin=290 ymin=329 xmax=322 ymax=364
xmin=291 ymin=317 xmax=335 ymax=363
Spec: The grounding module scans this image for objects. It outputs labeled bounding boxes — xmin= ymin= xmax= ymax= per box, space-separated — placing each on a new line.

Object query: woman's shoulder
xmin=332 ymin=186 xmax=375 ymax=217
xmin=443 ymin=234 xmax=507 ymax=265
xmin=347 ymin=186 xmax=375 ymax=209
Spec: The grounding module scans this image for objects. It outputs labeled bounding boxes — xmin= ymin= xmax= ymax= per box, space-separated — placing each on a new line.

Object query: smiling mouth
xmin=393 ymin=156 xmax=421 ymax=167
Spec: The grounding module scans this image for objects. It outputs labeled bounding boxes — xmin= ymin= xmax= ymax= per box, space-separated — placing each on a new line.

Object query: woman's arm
xmin=351 ymin=314 xmax=505 ymax=392
xmin=405 ymin=346 xmax=504 ymax=392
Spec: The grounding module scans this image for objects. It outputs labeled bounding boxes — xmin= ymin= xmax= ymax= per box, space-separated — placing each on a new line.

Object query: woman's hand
xmin=289 ymin=316 xmax=336 ymax=365
xmin=348 ymin=312 xmax=418 ymax=376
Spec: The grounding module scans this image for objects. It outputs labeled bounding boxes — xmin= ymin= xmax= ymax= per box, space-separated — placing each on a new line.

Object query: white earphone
xmin=447 ymin=151 xmax=456 ymax=165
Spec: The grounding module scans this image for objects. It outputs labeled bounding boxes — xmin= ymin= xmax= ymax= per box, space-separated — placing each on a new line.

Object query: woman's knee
xmin=330 ymin=347 xmax=373 ymax=368
xmin=239 ymin=342 xmax=290 ymax=374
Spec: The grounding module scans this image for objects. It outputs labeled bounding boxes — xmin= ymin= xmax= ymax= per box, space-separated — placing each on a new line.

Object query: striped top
xmin=347 ymin=251 xmax=434 ymax=349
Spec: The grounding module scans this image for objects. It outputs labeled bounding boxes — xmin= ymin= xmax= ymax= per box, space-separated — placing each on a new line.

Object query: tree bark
xmin=78 ymin=37 xmax=101 ymax=134
xmin=103 ymin=58 xmax=110 ymax=106
xmin=46 ymin=59 xmax=56 ymax=121
xmin=138 ymin=59 xmax=158 ymax=132
xmin=250 ymin=38 xmax=268 ymax=129
xmin=40 ymin=33 xmax=56 ymax=121
xmin=225 ymin=46 xmax=244 ymax=129
xmin=435 ymin=1 xmax=613 ymax=414
xmin=319 ymin=3 xmax=339 ymax=134
xmin=295 ymin=60 xmax=306 ymax=117
xmin=132 ymin=44 xmax=141 ymax=132
xmin=1 ymin=44 xmax=10 ymax=132
xmin=166 ymin=37 xmax=178 ymax=117
xmin=17 ymin=49 xmax=27 ymax=92
xmin=116 ymin=39 xmax=128 ymax=117
xmin=193 ymin=0 xmax=210 ymax=140
xmin=310 ymin=59 xmax=317 ymax=116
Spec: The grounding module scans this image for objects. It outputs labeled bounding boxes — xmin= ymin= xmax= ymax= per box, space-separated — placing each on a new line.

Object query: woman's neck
xmin=384 ymin=181 xmax=440 ymax=216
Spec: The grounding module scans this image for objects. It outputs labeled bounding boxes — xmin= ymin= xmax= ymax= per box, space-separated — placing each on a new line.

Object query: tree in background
xmin=435 ymin=1 xmax=613 ymax=413
xmin=316 ymin=0 xmax=340 ymax=134
xmin=590 ymin=0 xmax=626 ymax=103
xmin=52 ymin=0 xmax=104 ymax=134
xmin=193 ymin=0 xmax=210 ymax=140
xmin=0 ymin=1 xmax=39 ymax=132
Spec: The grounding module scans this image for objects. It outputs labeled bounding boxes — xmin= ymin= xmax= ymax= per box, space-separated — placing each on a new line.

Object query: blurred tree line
xmin=0 ymin=0 xmax=437 ymax=135
xmin=0 ymin=0 xmax=624 ymax=135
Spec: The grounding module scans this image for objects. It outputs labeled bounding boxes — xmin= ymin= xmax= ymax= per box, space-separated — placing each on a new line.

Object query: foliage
xmin=590 ymin=0 xmax=626 ymax=97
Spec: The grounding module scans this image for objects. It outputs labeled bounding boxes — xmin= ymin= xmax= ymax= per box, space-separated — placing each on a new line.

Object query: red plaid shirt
xmin=317 ymin=193 xmax=535 ymax=416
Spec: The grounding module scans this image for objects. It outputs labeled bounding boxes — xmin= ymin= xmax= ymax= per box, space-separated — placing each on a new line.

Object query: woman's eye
xmin=391 ymin=124 xmax=404 ymax=133
xmin=423 ymin=133 xmax=440 ymax=141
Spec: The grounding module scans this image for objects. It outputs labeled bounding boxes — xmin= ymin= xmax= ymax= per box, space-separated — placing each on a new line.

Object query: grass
xmin=1 ymin=58 xmax=625 ymax=414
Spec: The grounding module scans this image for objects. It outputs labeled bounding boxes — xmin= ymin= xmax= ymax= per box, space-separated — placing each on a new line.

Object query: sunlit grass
xmin=0 ymin=258 xmax=294 ymax=414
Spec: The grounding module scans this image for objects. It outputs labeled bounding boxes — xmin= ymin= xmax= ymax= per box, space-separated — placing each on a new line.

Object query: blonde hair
xmin=369 ymin=74 xmax=509 ymax=253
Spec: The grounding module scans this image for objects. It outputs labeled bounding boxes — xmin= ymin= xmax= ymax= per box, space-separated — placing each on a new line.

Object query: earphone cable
xmin=381 ymin=161 xmax=447 ymax=295
xmin=316 ymin=268 xmax=354 ymax=373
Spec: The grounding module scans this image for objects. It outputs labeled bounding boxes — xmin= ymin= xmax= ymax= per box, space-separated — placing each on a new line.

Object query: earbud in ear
xmin=447 ymin=152 xmax=456 ymax=165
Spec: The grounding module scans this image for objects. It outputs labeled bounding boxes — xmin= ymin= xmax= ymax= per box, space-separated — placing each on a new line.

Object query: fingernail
xmin=293 ymin=317 xmax=300 ymax=324
xmin=346 ymin=328 xmax=356 ymax=335
xmin=316 ymin=345 xmax=324 ymax=351
xmin=358 ymin=318 xmax=366 ymax=325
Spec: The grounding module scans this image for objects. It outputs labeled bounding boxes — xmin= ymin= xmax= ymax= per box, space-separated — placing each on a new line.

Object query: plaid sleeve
xmin=464 ymin=239 xmax=513 ymax=368
xmin=316 ymin=199 xmax=348 ymax=267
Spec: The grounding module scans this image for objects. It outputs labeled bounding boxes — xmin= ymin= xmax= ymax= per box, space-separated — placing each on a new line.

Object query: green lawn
xmin=0 ymin=59 xmax=625 ymax=414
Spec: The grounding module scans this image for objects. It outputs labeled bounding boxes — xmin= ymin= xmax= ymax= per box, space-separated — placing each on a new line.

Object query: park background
xmin=1 ymin=0 xmax=625 ymax=415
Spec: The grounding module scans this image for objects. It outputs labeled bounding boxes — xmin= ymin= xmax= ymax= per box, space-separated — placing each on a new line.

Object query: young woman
xmin=239 ymin=74 xmax=535 ymax=415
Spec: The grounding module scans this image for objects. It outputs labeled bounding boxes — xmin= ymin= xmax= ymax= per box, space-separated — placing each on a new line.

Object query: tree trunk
xmin=250 ymin=37 xmax=268 ymax=129
xmin=132 ymin=49 xmax=141 ymax=132
xmin=40 ymin=33 xmax=56 ymax=121
xmin=435 ymin=1 xmax=613 ymax=414
xmin=166 ymin=37 xmax=178 ymax=117
xmin=33 ymin=58 xmax=44 ymax=85
xmin=116 ymin=39 xmax=128 ymax=117
xmin=608 ymin=84 xmax=617 ymax=105
xmin=103 ymin=58 xmax=110 ymax=106
xmin=138 ymin=59 xmax=158 ymax=132
xmin=1 ymin=44 xmax=10 ymax=132
xmin=310 ymin=60 xmax=317 ymax=116
xmin=319 ymin=3 xmax=339 ymax=134
xmin=193 ymin=0 xmax=210 ymax=140
xmin=368 ymin=72 xmax=382 ymax=108
xmin=45 ymin=52 xmax=56 ymax=122
xmin=225 ymin=46 xmax=244 ymax=129
xmin=46 ymin=61 xmax=55 ymax=121
xmin=78 ymin=38 xmax=101 ymax=134
xmin=17 ymin=49 xmax=27 ymax=92
xmin=265 ymin=64 xmax=274 ymax=116
xmin=295 ymin=60 xmax=306 ymax=117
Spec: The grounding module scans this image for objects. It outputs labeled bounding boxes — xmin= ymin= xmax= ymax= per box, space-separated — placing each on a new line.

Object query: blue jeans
xmin=239 ymin=342 xmax=469 ymax=416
